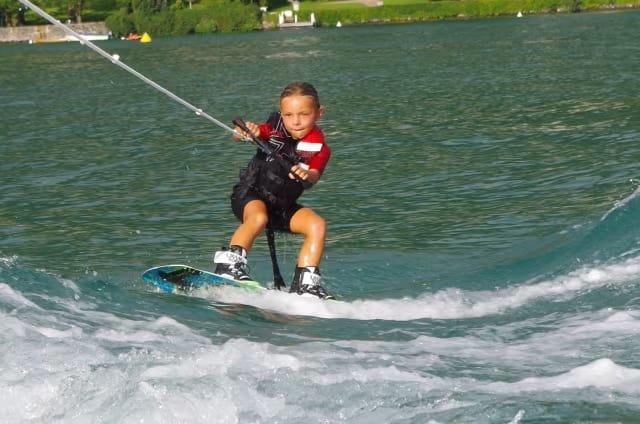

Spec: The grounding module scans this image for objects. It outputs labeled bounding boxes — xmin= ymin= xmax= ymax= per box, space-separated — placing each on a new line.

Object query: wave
xmin=204 ymin=252 xmax=640 ymax=320
xmin=581 ymin=185 xmax=640 ymax=259
xmin=2 ymin=187 xmax=638 ymax=324
xmin=497 ymin=358 xmax=640 ymax=392
xmin=204 ymin=191 xmax=640 ymax=320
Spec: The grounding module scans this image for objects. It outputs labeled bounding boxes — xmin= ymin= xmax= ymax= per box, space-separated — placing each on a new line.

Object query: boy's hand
xmin=289 ymin=163 xmax=309 ymax=181
xmin=233 ymin=121 xmax=260 ymax=142
xmin=290 ymin=163 xmax=319 ymax=186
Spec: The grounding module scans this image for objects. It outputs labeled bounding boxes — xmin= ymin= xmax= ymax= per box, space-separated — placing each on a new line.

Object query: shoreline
xmin=0 ymin=22 xmax=109 ymax=44
xmin=0 ymin=5 xmax=638 ymax=44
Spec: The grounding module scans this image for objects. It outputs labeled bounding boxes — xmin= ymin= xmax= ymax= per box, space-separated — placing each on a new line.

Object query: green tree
xmin=106 ymin=0 xmax=261 ymax=36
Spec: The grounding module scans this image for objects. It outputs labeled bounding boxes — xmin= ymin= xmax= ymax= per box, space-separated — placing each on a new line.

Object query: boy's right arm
xmin=232 ymin=121 xmax=261 ymax=142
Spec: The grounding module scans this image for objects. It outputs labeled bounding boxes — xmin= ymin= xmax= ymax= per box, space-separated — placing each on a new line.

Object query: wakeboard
xmin=142 ymin=264 xmax=265 ymax=294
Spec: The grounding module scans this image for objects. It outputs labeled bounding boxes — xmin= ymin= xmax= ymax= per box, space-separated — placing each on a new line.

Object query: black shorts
xmin=231 ymin=188 xmax=303 ymax=233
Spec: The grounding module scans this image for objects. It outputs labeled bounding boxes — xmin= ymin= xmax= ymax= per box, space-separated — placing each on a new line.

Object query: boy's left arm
xmin=290 ymin=165 xmax=321 ymax=184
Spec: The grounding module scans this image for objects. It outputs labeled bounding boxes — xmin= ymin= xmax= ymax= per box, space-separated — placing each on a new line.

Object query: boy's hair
xmin=280 ymin=82 xmax=321 ymax=109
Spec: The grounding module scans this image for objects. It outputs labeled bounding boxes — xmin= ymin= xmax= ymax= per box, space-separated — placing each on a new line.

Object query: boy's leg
xmin=288 ymin=207 xmax=326 ymax=267
xmin=214 ymin=199 xmax=268 ymax=281
xmin=230 ymin=199 xmax=269 ymax=251
xmin=288 ymin=207 xmax=332 ymax=299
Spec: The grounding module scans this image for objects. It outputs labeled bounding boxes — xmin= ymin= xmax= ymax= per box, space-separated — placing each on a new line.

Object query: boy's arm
xmin=232 ymin=121 xmax=264 ymax=142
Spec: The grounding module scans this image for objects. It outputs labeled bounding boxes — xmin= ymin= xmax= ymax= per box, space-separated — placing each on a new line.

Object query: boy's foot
xmin=214 ymin=246 xmax=251 ymax=281
xmin=290 ymin=267 xmax=333 ymax=300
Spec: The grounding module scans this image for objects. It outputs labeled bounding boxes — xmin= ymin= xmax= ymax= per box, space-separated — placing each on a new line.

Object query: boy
xmin=214 ymin=82 xmax=332 ymax=299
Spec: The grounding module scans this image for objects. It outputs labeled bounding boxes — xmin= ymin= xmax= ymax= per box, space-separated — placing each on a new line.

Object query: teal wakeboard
xmin=142 ymin=264 xmax=265 ymax=294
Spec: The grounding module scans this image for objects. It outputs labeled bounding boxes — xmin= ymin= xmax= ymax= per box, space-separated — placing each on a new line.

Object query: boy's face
xmin=280 ymin=95 xmax=324 ymax=140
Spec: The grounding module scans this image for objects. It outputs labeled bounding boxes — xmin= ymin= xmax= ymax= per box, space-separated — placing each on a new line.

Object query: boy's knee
xmin=310 ymin=215 xmax=326 ymax=236
xmin=247 ymin=212 xmax=268 ymax=229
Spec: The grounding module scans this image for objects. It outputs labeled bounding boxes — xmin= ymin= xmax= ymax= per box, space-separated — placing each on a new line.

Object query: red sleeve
xmin=309 ymin=143 xmax=331 ymax=176
xmin=257 ymin=122 xmax=271 ymax=140
xmin=299 ymin=126 xmax=331 ymax=176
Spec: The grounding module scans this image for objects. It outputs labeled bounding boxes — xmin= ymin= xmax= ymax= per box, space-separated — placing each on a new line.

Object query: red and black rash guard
xmin=257 ymin=112 xmax=331 ymax=176
xmin=235 ymin=112 xmax=331 ymax=209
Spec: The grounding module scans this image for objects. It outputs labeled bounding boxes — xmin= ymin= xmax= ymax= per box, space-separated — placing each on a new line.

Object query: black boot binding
xmin=289 ymin=267 xmax=333 ymax=299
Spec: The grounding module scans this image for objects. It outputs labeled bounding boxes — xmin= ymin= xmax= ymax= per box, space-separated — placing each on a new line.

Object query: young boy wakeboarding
xmin=214 ymin=82 xmax=332 ymax=299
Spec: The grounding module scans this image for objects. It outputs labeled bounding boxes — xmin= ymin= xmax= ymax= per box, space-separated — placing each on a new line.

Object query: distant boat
xmin=123 ymin=32 xmax=152 ymax=43
xmin=31 ymin=33 xmax=111 ymax=44
xmin=63 ymin=34 xmax=110 ymax=42
xmin=126 ymin=33 xmax=143 ymax=41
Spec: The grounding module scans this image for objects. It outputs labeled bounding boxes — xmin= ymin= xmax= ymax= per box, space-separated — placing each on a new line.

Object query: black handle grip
xmin=232 ymin=116 xmax=313 ymax=188
xmin=232 ymin=117 xmax=255 ymax=141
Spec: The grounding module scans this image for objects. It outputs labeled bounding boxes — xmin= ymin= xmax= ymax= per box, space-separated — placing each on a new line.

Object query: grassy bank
xmin=14 ymin=0 xmax=640 ymax=36
xmin=265 ymin=0 xmax=640 ymax=28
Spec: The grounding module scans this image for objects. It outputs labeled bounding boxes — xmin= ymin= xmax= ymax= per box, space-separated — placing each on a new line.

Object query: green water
xmin=3 ymin=14 xmax=637 ymax=278
xmin=2 ymin=11 xmax=640 ymax=423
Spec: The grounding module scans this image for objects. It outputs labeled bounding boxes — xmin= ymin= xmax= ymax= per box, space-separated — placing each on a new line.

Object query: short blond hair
xmin=280 ymin=82 xmax=320 ymax=109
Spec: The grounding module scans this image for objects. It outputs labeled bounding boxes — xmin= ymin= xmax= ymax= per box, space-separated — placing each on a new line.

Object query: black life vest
xmin=234 ymin=112 xmax=306 ymax=209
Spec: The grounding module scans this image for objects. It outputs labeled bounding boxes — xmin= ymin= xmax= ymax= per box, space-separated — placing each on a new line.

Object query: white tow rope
xmin=18 ymin=0 xmax=239 ymax=136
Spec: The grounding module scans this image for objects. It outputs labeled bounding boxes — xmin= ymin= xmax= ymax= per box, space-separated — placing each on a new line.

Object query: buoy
xmin=140 ymin=32 xmax=152 ymax=43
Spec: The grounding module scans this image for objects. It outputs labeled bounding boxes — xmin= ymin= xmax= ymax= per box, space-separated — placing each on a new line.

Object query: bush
xmin=105 ymin=8 xmax=136 ymax=36
xmin=171 ymin=8 xmax=202 ymax=34
xmin=132 ymin=9 xmax=176 ymax=34
xmin=104 ymin=0 xmax=261 ymax=35
xmin=192 ymin=1 xmax=262 ymax=32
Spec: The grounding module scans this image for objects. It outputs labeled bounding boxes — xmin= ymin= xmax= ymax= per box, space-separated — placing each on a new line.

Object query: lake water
xmin=2 ymin=10 xmax=640 ymax=423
